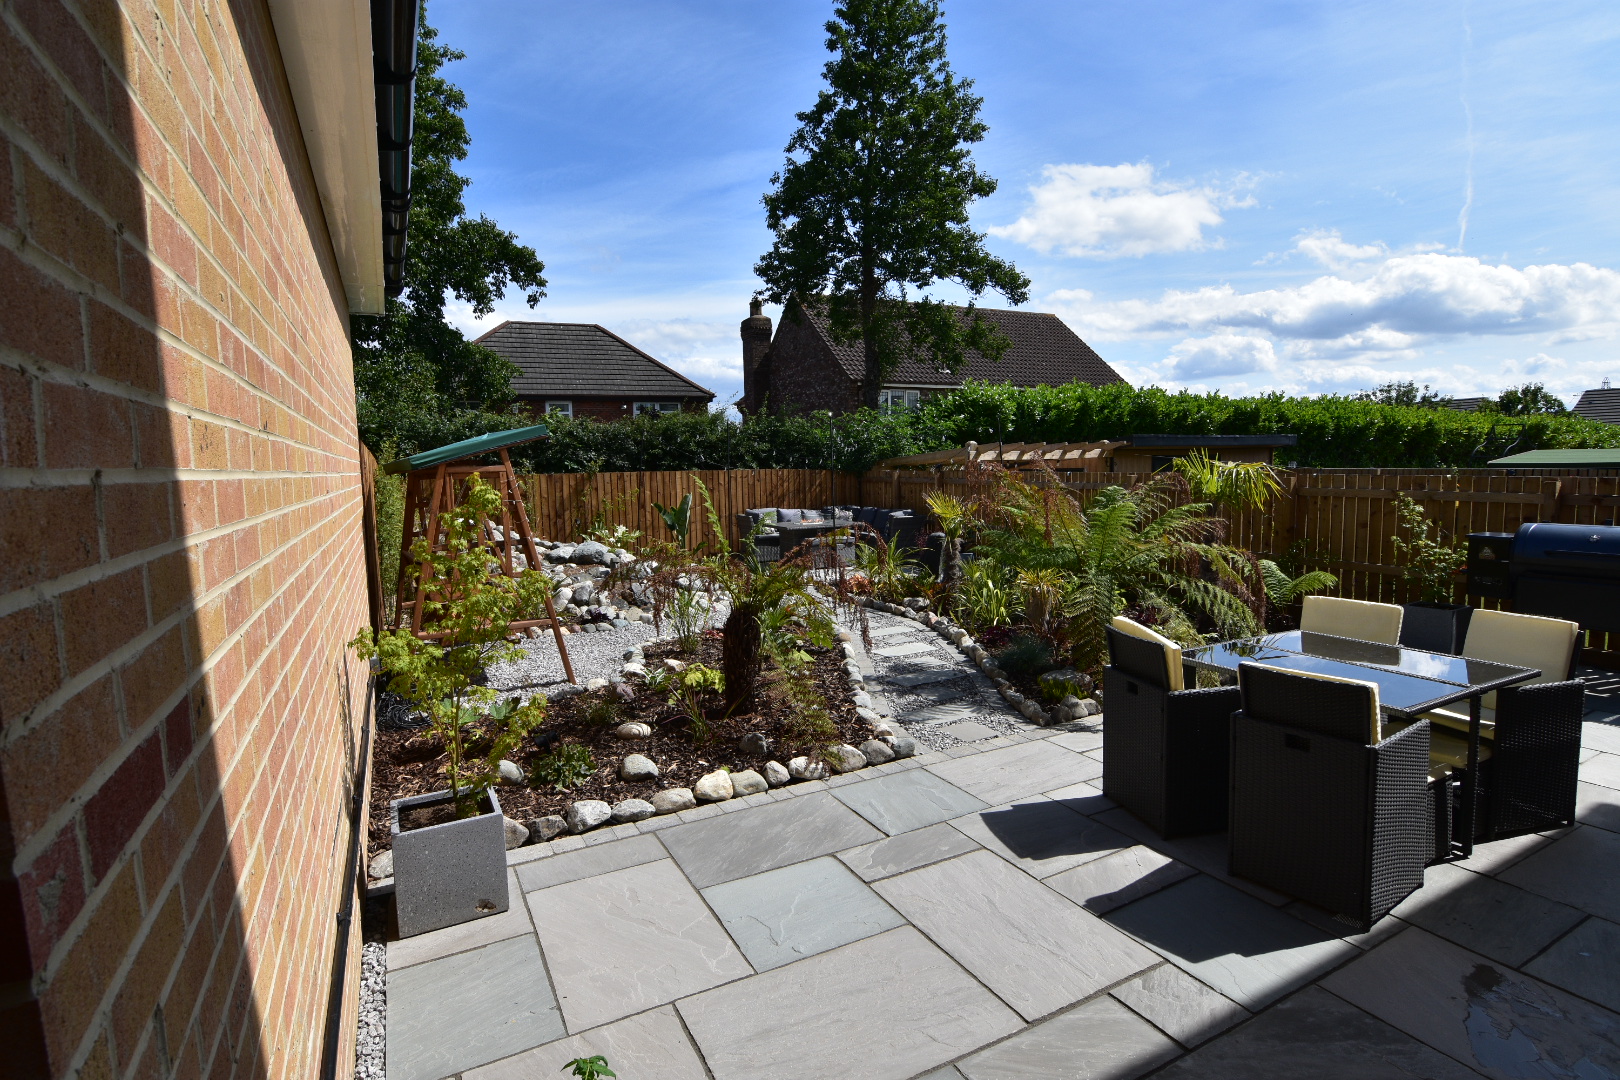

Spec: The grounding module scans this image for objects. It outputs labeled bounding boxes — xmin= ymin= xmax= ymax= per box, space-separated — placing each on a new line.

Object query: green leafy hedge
xmin=380 ymin=381 xmax=1618 ymax=474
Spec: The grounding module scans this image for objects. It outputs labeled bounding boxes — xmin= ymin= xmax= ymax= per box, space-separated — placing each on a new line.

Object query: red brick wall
xmin=758 ymin=314 xmax=861 ymax=415
xmin=0 ymin=3 xmax=372 ymax=1079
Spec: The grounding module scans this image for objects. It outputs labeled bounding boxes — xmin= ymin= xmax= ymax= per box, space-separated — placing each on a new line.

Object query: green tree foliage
xmin=353 ymin=7 xmax=547 ymax=455
xmin=1489 ymin=382 xmax=1569 ymax=416
xmin=754 ymin=0 xmax=1029 ymax=407
xmin=1354 ymin=380 xmax=1447 ymax=407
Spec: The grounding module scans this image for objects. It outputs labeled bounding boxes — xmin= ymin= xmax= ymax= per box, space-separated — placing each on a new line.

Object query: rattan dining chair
xmin=1229 ymin=662 xmax=1431 ymax=931
xmin=1299 ymin=595 xmax=1404 ymax=645
xmin=1102 ymin=618 xmax=1240 ymax=838
xmin=1417 ymin=608 xmax=1583 ymax=841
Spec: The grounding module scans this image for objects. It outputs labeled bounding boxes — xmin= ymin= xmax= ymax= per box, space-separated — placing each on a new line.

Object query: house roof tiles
xmin=475 ymin=321 xmax=715 ymax=400
xmin=794 ymin=302 xmax=1126 ymax=389
xmin=1574 ymin=388 xmax=1620 ymax=425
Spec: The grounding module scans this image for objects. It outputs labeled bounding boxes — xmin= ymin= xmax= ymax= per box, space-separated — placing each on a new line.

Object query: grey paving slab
xmin=1577 ymin=780 xmax=1620 ymax=832
xmin=1048 ymin=728 xmax=1104 ymax=753
xmin=950 ymin=795 xmax=1132 ymax=879
xmin=1093 ymin=809 xmax=1292 ymax=905
xmin=939 ymin=720 xmax=1002 ymax=742
xmin=837 ymin=822 xmax=982 ymax=881
xmin=387 ymin=869 xmax=532 ymax=970
xmin=874 ymin=850 xmax=1158 ymax=1021
xmin=1281 ymin=901 xmax=1406 ymax=950
xmin=1111 ymin=963 xmax=1249 ymax=1048
xmin=882 ymin=665 xmax=967 ymax=688
xmin=463 ymin=1006 xmax=707 ymax=1080
xmin=1044 ymin=779 xmax=1116 ymax=817
xmin=831 ymin=768 xmax=988 ymax=835
xmin=700 ymin=856 xmax=906 ymax=971
xmin=957 ymin=995 xmax=1181 ymax=1080
xmin=525 ymin=858 xmax=751 ymax=1032
xmin=1155 ymin=985 xmax=1484 ymax=1080
xmin=1457 ymin=828 xmax=1571 ymax=876
xmin=677 ymin=926 xmax=1022 ymax=1080
xmin=1104 ymin=875 xmax=1358 ymax=1011
xmin=874 ymin=641 xmax=939 ymax=658
xmin=1582 ymin=750 xmax=1620 ymax=790
xmin=1045 ymin=846 xmax=1198 ymax=914
xmin=1525 ymin=916 xmax=1620 ymax=1013
xmin=1499 ymin=825 xmax=1620 ymax=921
xmin=918 ymin=1068 xmax=966 ymax=1080
xmin=1582 ymin=720 xmax=1620 ymax=756
xmin=1322 ymin=926 xmax=1620 ymax=1079
xmin=656 ymin=791 xmax=884 ymax=888
xmin=386 ymin=935 xmax=564 ymax=1080
xmin=1390 ymin=861 xmax=1586 ymax=966
xmin=514 ymin=833 xmax=665 ymax=892
xmin=869 ymin=623 xmax=924 ymax=637
xmin=901 ymin=701 xmax=981 ymax=726
xmin=928 ymin=739 xmax=1100 ymax=803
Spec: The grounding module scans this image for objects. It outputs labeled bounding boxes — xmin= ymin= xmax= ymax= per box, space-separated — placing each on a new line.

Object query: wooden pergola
xmin=385 ymin=424 xmax=574 ymax=683
xmin=878 ymin=440 xmax=1127 ymax=470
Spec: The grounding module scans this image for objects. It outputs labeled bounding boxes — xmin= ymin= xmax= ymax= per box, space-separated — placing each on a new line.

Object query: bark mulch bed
xmin=367 ymin=631 xmax=870 ymax=855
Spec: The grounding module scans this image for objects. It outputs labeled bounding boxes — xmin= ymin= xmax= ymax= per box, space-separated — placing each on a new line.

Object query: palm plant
xmin=924 ymin=491 xmax=973 ymax=583
xmin=971 ymin=470 xmax=1260 ymax=674
xmin=1172 ymin=449 xmax=1283 ymax=512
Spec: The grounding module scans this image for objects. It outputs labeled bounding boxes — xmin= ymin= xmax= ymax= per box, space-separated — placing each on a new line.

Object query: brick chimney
xmin=740 ymin=298 xmax=773 ymax=414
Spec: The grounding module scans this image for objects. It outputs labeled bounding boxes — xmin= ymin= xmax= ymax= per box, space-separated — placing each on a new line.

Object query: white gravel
xmin=485 ymin=599 xmax=729 ymax=697
xmin=353 ymin=942 xmax=385 ymax=1080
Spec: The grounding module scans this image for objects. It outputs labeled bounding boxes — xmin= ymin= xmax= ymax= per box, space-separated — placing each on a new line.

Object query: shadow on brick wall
xmin=0 ymin=1 xmax=377 ymax=1077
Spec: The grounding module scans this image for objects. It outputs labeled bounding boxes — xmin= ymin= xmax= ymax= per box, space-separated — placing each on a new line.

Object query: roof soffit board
xmin=266 ymin=0 xmax=385 ymax=314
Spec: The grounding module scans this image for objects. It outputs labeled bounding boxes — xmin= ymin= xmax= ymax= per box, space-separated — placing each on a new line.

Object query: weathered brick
xmin=0 ymin=363 xmax=34 ymax=468
xmin=0 ymin=485 xmax=99 ymax=595
xmin=81 ymin=728 xmax=165 ymax=881
xmin=118 ymin=623 xmax=184 ymax=730
xmin=3 ymin=674 xmax=118 ymax=844
xmin=13 ymin=0 xmax=110 ymax=123
xmin=109 ymin=889 xmax=184 ymax=1071
xmin=58 ymin=565 xmax=147 ymax=678
xmin=0 ymin=602 xmax=61 ymax=725
xmin=163 ymin=696 xmax=194 ymax=778
xmin=15 ymin=824 xmax=86 ymax=966
xmin=88 ymin=299 xmax=163 ymax=393
xmin=0 ymin=18 xmax=71 ymax=165
xmin=0 ymin=244 xmax=84 ymax=370
xmin=41 ymin=380 xmax=135 ymax=469
xmin=146 ymin=547 xmax=196 ymax=624
xmin=36 ymin=861 xmax=142 ymax=1063
xmin=21 ymin=158 xmax=120 ymax=292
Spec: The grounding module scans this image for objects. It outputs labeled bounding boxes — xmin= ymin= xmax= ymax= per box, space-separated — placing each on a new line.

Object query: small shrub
xmin=584 ymin=698 xmax=620 ymax=726
xmin=562 ymin=1055 xmax=616 ymax=1079
xmin=953 ymin=558 xmax=1012 ymax=633
xmin=531 ymin=744 xmax=596 ymax=791
xmin=1390 ymin=494 xmax=1466 ymax=603
xmin=993 ymin=634 xmax=1055 ymax=681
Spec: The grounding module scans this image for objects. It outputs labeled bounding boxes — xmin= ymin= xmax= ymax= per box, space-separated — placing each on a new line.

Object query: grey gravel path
xmin=353 ymin=942 xmax=385 ymax=1080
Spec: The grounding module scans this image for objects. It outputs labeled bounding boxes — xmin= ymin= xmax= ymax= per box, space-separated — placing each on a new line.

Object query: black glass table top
xmin=1184 ymin=631 xmax=1539 ymax=716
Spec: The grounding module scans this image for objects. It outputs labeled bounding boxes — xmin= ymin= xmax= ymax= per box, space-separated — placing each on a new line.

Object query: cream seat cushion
xmin=1242 ymin=662 xmax=1384 ymax=743
xmin=1457 ymin=608 xmax=1579 ymax=709
xmin=1300 ymin=595 xmax=1404 ymax=645
xmin=1110 ymin=616 xmax=1184 ymax=692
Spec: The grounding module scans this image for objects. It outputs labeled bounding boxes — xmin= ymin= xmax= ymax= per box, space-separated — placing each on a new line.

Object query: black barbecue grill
xmin=1509 ymin=522 xmax=1620 ymax=633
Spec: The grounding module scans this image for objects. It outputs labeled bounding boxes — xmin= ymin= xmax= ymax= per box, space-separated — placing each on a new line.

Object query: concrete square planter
xmin=390 ymin=788 xmax=510 ymax=938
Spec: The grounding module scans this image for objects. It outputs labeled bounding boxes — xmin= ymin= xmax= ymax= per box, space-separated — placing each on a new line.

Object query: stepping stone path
xmin=840 ymin=606 xmax=1093 ymax=753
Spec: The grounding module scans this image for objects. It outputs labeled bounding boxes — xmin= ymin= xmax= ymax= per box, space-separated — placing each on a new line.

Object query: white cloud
xmin=1164 ymin=334 xmax=1278 ymax=379
xmin=989 ymin=163 xmax=1251 ymax=258
xmin=1291 ymin=229 xmax=1388 ymax=270
xmin=1052 ymin=252 xmax=1620 ymax=345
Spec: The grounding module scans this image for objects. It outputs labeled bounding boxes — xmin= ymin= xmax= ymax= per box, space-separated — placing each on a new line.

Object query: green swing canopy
xmin=381 ymin=423 xmax=551 ymax=475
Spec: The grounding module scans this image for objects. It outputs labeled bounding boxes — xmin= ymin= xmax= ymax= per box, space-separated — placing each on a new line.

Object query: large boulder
xmin=610 ymin=799 xmax=655 ymax=823
xmin=620 ymin=754 xmax=659 ymax=781
xmin=730 ymin=769 xmax=768 ymax=796
xmin=565 ymin=800 xmax=612 ymax=833
xmin=570 ymin=540 xmax=613 ymax=565
xmin=763 ymin=760 xmax=791 ymax=787
xmin=651 ymin=788 xmax=696 ymax=814
xmin=694 ymin=770 xmax=734 ymax=802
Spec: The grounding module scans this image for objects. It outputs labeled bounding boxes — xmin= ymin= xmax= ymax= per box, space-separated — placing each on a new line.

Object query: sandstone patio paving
xmin=525 ymin=858 xmax=751 ymax=1031
xmin=837 ymin=820 xmax=983 ymax=881
xmin=387 ymin=935 xmax=565 ymax=1080
xmin=700 ymin=856 xmax=906 ymax=970
xmin=1104 ymin=875 xmax=1358 ymax=1010
xmin=381 ymin=680 xmax=1620 ymax=1080
xmin=676 ymin=926 xmax=1022 ymax=1080
xmin=1321 ymin=926 xmax=1620 ymax=1078
xmin=657 ymin=790 xmax=883 ymax=887
xmin=874 ymin=850 xmax=1159 ymax=1020
xmin=830 ymin=767 xmax=987 ymax=834
xmin=951 ymin=795 xmax=1132 ymax=878
xmin=956 ymin=996 xmax=1181 ymax=1080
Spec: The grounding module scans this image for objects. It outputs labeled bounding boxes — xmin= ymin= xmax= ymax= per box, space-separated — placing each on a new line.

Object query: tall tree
xmin=754 ymin=0 xmax=1029 ymax=408
xmin=352 ymin=7 xmax=548 ymax=454
xmin=1491 ymin=382 xmax=1568 ymax=416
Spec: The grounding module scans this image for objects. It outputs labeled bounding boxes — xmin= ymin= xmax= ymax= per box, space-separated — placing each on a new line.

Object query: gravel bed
xmin=353 ymin=942 xmax=385 ymax=1080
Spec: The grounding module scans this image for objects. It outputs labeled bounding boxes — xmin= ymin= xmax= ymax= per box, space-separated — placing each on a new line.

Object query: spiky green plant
xmin=1171 ymin=449 xmax=1283 ymax=511
xmin=1256 ymin=559 xmax=1338 ymax=607
xmin=925 ymin=490 xmax=974 ymax=583
xmin=971 ymin=470 xmax=1260 ymax=675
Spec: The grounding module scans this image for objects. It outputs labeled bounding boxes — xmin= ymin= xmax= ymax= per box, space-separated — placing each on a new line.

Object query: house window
xmin=878 ymin=389 xmax=920 ymax=410
xmin=635 ymin=401 xmax=680 ymax=416
xmin=544 ymin=401 xmax=572 ymax=418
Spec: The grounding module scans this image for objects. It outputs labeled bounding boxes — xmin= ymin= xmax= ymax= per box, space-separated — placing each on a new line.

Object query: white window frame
xmin=634 ymin=401 xmax=681 ymax=416
xmin=544 ymin=400 xmax=572 ymax=418
xmin=879 ymin=389 xmax=920 ymax=410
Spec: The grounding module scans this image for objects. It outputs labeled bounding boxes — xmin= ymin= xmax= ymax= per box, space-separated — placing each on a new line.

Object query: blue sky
xmin=433 ymin=0 xmax=1620 ymax=409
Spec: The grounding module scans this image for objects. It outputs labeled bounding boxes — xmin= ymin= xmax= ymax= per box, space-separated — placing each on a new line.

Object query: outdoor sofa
xmin=737 ymin=505 xmax=922 ymax=558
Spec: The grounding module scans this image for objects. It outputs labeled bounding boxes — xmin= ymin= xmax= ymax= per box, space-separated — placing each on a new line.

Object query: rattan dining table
xmin=1182 ymin=630 xmax=1540 ymax=857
